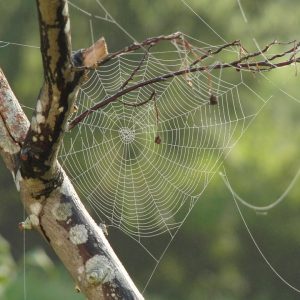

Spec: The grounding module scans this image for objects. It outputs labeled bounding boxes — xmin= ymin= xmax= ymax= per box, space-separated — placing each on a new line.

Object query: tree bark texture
xmin=0 ymin=1 xmax=143 ymax=299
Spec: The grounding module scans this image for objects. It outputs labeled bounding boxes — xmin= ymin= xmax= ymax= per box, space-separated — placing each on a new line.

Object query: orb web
xmin=118 ymin=127 xmax=135 ymax=144
xmin=0 ymin=0 xmax=299 ymax=297
xmin=59 ymin=35 xmax=266 ymax=247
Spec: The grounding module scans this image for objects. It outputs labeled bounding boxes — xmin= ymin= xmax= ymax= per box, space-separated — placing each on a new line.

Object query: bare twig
xmin=190 ymin=40 xmax=241 ymax=66
xmin=102 ymin=32 xmax=182 ymax=64
xmin=121 ymin=90 xmax=155 ymax=107
xmin=268 ymin=41 xmax=299 ymax=61
xmin=68 ymin=36 xmax=300 ymax=130
xmin=120 ymin=47 xmax=150 ymax=90
xmin=74 ymin=32 xmax=183 ymax=71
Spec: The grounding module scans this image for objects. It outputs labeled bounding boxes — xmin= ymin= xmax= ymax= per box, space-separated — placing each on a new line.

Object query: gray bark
xmin=0 ymin=1 xmax=143 ymax=299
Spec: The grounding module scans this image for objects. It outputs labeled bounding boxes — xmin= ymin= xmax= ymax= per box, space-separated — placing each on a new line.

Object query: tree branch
xmin=0 ymin=1 xmax=143 ymax=299
xmin=0 ymin=68 xmax=29 ymax=172
xmin=75 ymin=31 xmax=183 ymax=70
xmin=68 ymin=36 xmax=300 ymax=129
xmin=21 ymin=0 xmax=79 ymax=178
xmin=2 ymin=3 xmax=299 ymax=298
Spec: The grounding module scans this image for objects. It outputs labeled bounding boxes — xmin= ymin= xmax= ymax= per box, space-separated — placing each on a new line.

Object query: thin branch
xmin=101 ymin=32 xmax=183 ymax=65
xmin=74 ymin=32 xmax=183 ymax=71
xmin=121 ymin=90 xmax=156 ymax=107
xmin=120 ymin=47 xmax=150 ymax=90
xmin=239 ymin=40 xmax=299 ymax=64
xmin=69 ymin=40 xmax=300 ymax=130
xmin=190 ymin=40 xmax=241 ymax=66
xmin=268 ymin=41 xmax=299 ymax=61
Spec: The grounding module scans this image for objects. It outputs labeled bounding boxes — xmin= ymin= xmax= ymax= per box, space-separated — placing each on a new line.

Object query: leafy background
xmin=1 ymin=0 xmax=300 ymax=299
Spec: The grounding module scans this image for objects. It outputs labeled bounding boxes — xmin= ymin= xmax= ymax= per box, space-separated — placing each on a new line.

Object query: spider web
xmin=59 ymin=1 xmax=268 ymax=261
xmin=1 ymin=0 xmax=300 ymax=297
xmin=61 ymin=0 xmax=300 ymax=295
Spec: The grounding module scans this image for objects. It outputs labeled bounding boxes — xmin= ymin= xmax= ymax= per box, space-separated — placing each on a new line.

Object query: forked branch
xmin=74 ymin=32 xmax=183 ymax=70
xmin=69 ymin=34 xmax=300 ymax=130
xmin=0 ymin=1 xmax=143 ymax=300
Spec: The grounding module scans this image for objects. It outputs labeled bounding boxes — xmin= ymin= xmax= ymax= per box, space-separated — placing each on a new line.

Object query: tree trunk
xmin=0 ymin=1 xmax=143 ymax=299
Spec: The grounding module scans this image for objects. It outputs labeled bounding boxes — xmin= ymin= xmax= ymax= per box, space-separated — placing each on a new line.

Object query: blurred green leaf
xmin=0 ymin=235 xmax=16 ymax=298
xmin=25 ymin=248 xmax=54 ymax=274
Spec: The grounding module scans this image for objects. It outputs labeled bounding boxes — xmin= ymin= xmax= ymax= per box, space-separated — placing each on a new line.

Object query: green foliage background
xmin=1 ymin=0 xmax=300 ymax=299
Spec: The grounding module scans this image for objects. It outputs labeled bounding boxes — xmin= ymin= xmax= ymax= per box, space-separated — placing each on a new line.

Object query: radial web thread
xmin=60 ymin=35 xmax=266 ymax=257
xmin=1 ymin=0 xmax=300 ymax=295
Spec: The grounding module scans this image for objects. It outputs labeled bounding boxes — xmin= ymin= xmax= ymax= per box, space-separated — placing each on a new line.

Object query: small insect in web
xmin=154 ymin=135 xmax=161 ymax=144
xmin=209 ymin=94 xmax=218 ymax=105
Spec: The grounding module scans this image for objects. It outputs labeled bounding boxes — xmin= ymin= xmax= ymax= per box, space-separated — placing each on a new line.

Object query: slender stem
xmin=121 ymin=90 xmax=155 ymax=107
xmin=69 ymin=54 xmax=300 ymax=130
xmin=120 ymin=49 xmax=149 ymax=90
xmin=75 ymin=32 xmax=183 ymax=71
